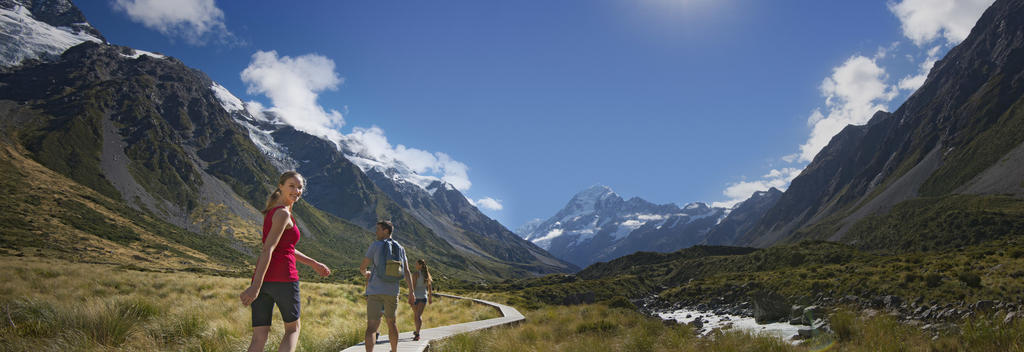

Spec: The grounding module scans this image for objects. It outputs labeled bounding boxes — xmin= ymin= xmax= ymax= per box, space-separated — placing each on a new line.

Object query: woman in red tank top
xmin=239 ymin=171 xmax=331 ymax=352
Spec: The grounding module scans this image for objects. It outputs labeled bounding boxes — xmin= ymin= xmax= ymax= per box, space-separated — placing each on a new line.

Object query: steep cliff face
xmin=740 ymin=0 xmax=1024 ymax=248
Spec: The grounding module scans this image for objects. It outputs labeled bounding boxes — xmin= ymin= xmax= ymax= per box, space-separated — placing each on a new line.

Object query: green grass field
xmin=0 ymin=256 xmax=499 ymax=351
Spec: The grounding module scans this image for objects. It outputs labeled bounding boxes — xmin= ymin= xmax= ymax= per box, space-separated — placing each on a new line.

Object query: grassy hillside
xmin=0 ymin=141 xmax=248 ymax=273
xmin=0 ymin=256 xmax=499 ymax=352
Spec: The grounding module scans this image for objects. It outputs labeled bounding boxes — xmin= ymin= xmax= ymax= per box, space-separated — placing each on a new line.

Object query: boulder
xmin=975 ymin=300 xmax=995 ymax=312
xmin=752 ymin=290 xmax=790 ymax=324
xmin=803 ymin=305 xmax=826 ymax=322
xmin=883 ymin=295 xmax=903 ymax=308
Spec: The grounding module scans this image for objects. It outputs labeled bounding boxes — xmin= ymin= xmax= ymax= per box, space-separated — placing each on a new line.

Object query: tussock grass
xmin=0 ymin=256 xmax=497 ymax=351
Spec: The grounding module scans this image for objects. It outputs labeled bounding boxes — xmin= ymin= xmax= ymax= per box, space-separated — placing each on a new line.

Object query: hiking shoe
xmin=413 ymin=332 xmax=420 ymax=341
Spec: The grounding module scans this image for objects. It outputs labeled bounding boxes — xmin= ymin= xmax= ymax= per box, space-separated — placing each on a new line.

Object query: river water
xmin=658 ymin=308 xmax=812 ymax=343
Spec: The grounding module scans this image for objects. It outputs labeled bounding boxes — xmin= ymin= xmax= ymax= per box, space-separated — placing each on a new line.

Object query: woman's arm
xmin=295 ymin=249 xmax=330 ymax=277
xmin=239 ymin=209 xmax=289 ymax=306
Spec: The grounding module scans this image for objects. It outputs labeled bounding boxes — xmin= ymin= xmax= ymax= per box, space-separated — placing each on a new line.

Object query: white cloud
xmin=797 ymin=55 xmax=896 ymax=163
xmin=712 ymin=168 xmax=801 ymax=208
xmin=241 ymin=50 xmax=345 ymax=144
xmin=112 ymin=0 xmax=236 ymax=45
xmin=888 ymin=0 xmax=995 ymax=46
xmin=472 ymin=197 xmax=504 ymax=211
xmin=341 ymin=126 xmax=473 ymax=191
xmin=874 ymin=41 xmax=901 ymax=60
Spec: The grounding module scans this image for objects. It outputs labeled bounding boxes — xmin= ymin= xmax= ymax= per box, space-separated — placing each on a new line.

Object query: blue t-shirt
xmin=364 ymin=239 xmax=409 ymax=296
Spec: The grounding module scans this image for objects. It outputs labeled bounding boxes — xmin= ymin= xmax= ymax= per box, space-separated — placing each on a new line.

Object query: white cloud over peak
xmin=472 ymin=197 xmax=504 ymax=211
xmin=889 ymin=0 xmax=996 ymax=46
xmin=712 ymin=168 xmax=801 ymax=208
xmin=798 ymin=55 xmax=897 ymax=163
xmin=241 ymin=50 xmax=346 ymax=144
xmin=341 ymin=126 xmax=473 ymax=191
xmin=112 ymin=0 xmax=236 ymax=45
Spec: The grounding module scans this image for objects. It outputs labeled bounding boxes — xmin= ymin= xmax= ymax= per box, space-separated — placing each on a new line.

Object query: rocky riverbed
xmin=637 ymin=292 xmax=1022 ymax=341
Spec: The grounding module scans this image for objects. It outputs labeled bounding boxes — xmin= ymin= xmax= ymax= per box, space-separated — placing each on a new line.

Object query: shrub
xmin=575 ymin=320 xmax=617 ymax=334
xmin=603 ymin=296 xmax=636 ymax=310
xmin=925 ymin=273 xmax=943 ymax=288
xmin=958 ymin=272 xmax=982 ymax=288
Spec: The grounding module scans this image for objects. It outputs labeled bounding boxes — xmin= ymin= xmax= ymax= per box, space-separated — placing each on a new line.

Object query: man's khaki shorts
xmin=366 ymin=294 xmax=398 ymax=321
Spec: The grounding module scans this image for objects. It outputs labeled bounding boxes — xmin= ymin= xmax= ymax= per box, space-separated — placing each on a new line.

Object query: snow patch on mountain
xmin=211 ymin=83 xmax=244 ymax=112
xmin=0 ymin=5 xmax=102 ymax=67
xmin=119 ymin=48 xmax=165 ymax=60
xmin=210 ymin=83 xmax=297 ymax=172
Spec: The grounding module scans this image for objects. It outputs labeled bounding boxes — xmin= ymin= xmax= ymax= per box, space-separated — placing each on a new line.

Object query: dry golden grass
xmin=0 ymin=256 xmax=499 ymax=351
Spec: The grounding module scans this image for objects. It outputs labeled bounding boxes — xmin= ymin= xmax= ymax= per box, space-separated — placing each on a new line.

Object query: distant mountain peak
xmin=574 ymin=184 xmax=616 ymax=198
xmin=684 ymin=202 xmax=709 ymax=210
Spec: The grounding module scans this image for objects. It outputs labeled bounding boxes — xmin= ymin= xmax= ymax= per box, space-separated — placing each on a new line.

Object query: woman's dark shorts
xmin=251 ymin=281 xmax=300 ymax=327
xmin=415 ymin=298 xmax=427 ymax=305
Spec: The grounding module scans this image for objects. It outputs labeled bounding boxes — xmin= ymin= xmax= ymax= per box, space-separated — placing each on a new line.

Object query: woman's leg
xmin=413 ymin=302 xmax=425 ymax=334
xmin=278 ymin=319 xmax=300 ymax=352
xmin=247 ymin=326 xmax=271 ymax=352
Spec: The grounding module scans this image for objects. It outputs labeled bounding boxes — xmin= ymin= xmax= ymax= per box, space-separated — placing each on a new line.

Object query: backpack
xmin=374 ymin=239 xmax=404 ymax=283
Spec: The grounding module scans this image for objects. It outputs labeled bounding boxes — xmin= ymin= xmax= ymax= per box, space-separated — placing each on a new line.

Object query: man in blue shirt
xmin=360 ymin=220 xmax=415 ymax=352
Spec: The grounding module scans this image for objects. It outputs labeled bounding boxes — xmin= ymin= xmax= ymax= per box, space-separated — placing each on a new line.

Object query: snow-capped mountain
xmin=1 ymin=0 xmax=105 ymax=67
xmin=519 ymin=185 xmax=728 ymax=267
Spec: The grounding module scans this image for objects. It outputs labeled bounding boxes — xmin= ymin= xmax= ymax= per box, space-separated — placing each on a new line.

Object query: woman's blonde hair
xmin=263 ymin=171 xmax=305 ymax=214
xmin=416 ymin=259 xmax=433 ymax=284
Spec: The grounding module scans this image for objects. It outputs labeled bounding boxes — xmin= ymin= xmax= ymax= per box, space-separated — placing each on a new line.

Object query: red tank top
xmin=257 ymin=205 xmax=300 ymax=282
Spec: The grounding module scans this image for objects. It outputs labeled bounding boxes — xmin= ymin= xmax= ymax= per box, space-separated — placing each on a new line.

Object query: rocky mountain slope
xmin=738 ymin=0 xmax=1024 ymax=249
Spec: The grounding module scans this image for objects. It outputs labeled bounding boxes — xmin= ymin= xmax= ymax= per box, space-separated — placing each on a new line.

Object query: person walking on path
xmin=411 ymin=259 xmax=433 ymax=341
xmin=240 ymin=171 xmax=331 ymax=352
xmin=360 ymin=220 xmax=415 ymax=352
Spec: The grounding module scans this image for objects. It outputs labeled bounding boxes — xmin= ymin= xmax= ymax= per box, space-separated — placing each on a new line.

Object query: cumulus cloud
xmin=112 ymin=0 xmax=237 ymax=45
xmin=472 ymin=197 xmax=504 ymax=211
xmin=712 ymin=168 xmax=801 ymax=208
xmin=241 ymin=50 xmax=346 ymax=143
xmin=797 ymin=55 xmax=897 ymax=163
xmin=888 ymin=0 xmax=995 ymax=46
xmin=341 ymin=126 xmax=472 ymax=191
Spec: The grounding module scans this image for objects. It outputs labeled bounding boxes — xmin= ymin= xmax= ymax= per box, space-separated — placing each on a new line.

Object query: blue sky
xmin=77 ymin=0 xmax=994 ymax=229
